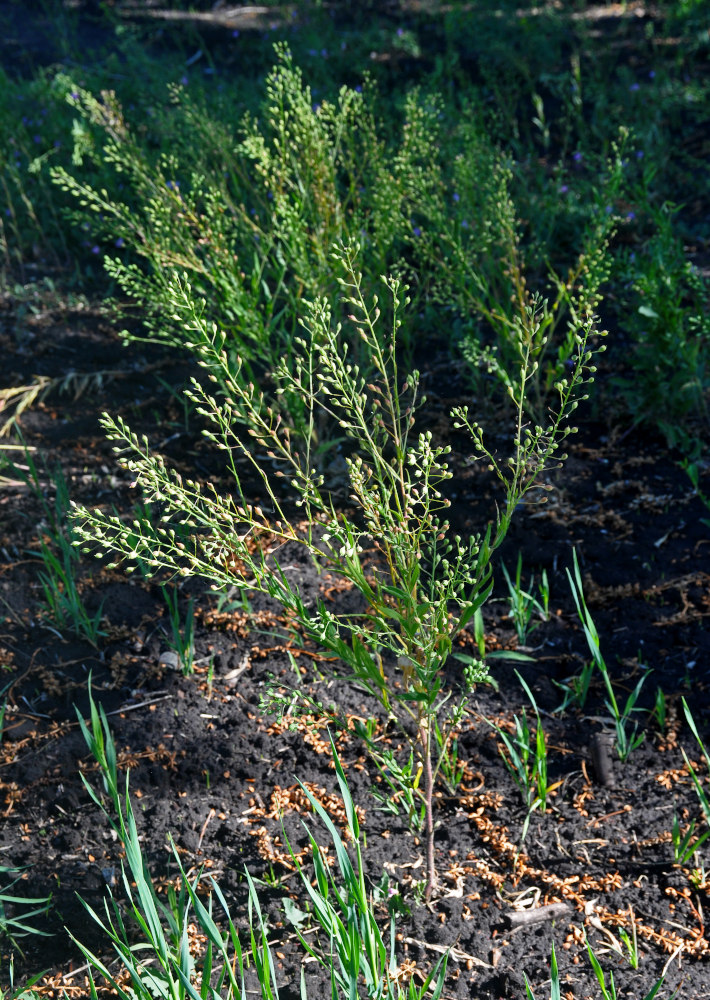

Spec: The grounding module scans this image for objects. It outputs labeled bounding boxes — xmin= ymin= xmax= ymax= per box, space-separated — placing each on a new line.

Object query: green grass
xmin=1 ymin=2 xmax=707 ymax=449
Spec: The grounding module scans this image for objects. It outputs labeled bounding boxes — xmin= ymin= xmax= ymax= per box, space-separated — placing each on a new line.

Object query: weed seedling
xmin=364 ymin=743 xmax=426 ymax=830
xmin=671 ymin=811 xmax=709 ymax=866
xmin=683 ymin=459 xmax=710 ymax=529
xmin=567 ymin=550 xmax=647 ymax=760
xmin=14 ymin=452 xmax=106 ymax=646
xmin=76 ymin=683 xmax=446 ymax=1000
xmin=585 ymin=935 xmax=669 ymax=1000
xmin=0 ymin=865 xmax=52 ymax=956
xmin=524 ymin=938 xmax=667 ymax=1000
xmin=501 ymin=552 xmax=550 ymax=644
xmin=36 ymin=537 xmax=105 ymax=646
xmin=524 ymin=940 xmax=560 ymax=1000
xmin=652 ymin=685 xmax=668 ymax=732
xmin=616 ymin=909 xmax=640 ymax=970
xmin=433 ymin=716 xmax=466 ymax=793
xmin=160 ymin=585 xmax=196 ymax=675
xmin=472 ymin=605 xmax=487 ymax=658
xmin=553 ymin=657 xmax=595 ymax=713
xmin=679 ymin=700 xmax=710 ymax=856
xmin=487 ymin=673 xmax=553 ymax=840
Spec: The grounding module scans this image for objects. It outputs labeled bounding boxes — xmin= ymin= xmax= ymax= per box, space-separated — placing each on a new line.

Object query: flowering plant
xmin=73 ymin=243 xmax=603 ymax=898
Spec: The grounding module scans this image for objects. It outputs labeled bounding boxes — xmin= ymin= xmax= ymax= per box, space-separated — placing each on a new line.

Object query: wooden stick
xmin=505 ymin=902 xmax=572 ymax=928
xmin=402 ymin=936 xmax=492 ymax=968
xmin=591 ymin=731 xmax=616 ymax=787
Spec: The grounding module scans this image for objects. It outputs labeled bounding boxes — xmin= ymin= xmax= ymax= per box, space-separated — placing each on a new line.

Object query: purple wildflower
xmin=452 ymin=192 xmax=460 ymax=202
xmin=630 ymin=82 xmax=640 ymax=92
xmin=180 ymin=75 xmax=189 ymax=86
xmin=573 ymin=151 xmax=583 ymax=163
xmin=232 ymin=29 xmax=240 ymax=37
xmin=560 ymin=184 xmax=569 ymax=194
xmin=115 ymin=237 xmax=125 ymax=248
xmin=91 ymin=245 xmax=100 ymax=254
xmin=413 ymin=226 xmax=422 ymax=237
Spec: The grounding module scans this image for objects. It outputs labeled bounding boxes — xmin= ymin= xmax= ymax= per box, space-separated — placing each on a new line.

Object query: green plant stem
xmin=420 ymin=720 xmax=436 ymax=900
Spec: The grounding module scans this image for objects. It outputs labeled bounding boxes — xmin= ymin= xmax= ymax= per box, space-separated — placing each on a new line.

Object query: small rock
xmin=158 ymin=650 xmax=180 ymax=671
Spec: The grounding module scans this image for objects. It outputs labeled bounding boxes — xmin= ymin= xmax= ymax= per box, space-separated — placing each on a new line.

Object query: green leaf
xmin=282 ymin=896 xmax=311 ymax=931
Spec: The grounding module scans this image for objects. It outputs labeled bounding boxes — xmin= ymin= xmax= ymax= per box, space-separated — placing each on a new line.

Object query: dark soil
xmin=1 ymin=278 xmax=710 ymax=1000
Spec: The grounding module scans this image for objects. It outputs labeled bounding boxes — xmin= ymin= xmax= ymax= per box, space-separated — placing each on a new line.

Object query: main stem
xmin=420 ymin=718 xmax=436 ymax=902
